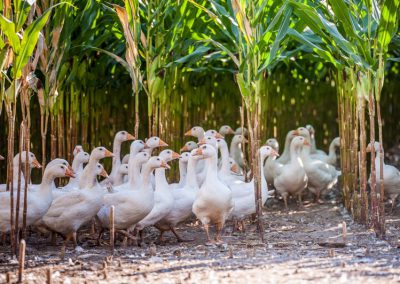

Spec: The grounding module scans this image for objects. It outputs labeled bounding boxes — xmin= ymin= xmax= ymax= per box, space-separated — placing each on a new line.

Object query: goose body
xmin=0 ymin=164 xmax=73 ymax=233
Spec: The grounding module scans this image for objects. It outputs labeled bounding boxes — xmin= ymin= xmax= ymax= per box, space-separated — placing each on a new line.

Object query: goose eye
xmin=122 ymin=131 xmax=126 ymax=134
xmin=157 ymin=158 xmax=160 ymax=161
xmin=60 ymin=165 xmax=64 ymax=169
xmin=155 ymin=138 xmax=159 ymax=140
xmin=30 ymin=154 xmax=34 ymax=157
xmin=202 ymin=145 xmax=207 ymax=149
xmin=167 ymin=151 xmax=171 ymax=154
xmin=144 ymin=153 xmax=147 ymax=156
xmin=100 ymin=148 xmax=104 ymax=151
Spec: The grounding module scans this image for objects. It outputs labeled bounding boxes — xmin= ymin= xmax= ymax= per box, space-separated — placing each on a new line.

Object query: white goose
xmin=231 ymin=146 xmax=278 ymax=222
xmin=64 ymin=151 xmax=90 ymax=189
xmin=184 ymin=126 xmax=205 ymax=142
xmin=156 ymin=149 xmax=201 ymax=242
xmin=274 ymin=136 xmax=309 ymax=210
xmin=264 ymin=138 xmax=280 ymax=188
xmin=97 ymin=157 xmax=169 ymax=240
xmin=42 ymin=163 xmax=108 ymax=247
xmin=192 ymin=144 xmax=234 ymax=245
xmin=103 ymin=131 xmax=135 ymax=186
xmin=180 ymin=141 xmax=198 ymax=153
xmin=275 ymin=130 xmax=299 ymax=165
xmin=311 ymin=137 xmax=341 ymax=166
xmin=301 ymin=139 xmax=339 ymax=203
xmin=367 ymin=142 xmax=400 ymax=211
xmin=79 ymin=147 xmax=113 ymax=189
xmin=0 ymin=164 xmax=74 ymax=233
xmin=135 ymin=149 xmax=180 ymax=242
xmin=0 ymin=152 xmax=42 ymax=192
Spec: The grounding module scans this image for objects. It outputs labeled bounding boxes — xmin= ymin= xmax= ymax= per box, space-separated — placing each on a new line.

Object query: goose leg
xmin=170 ymin=226 xmax=193 ymax=242
xmin=282 ymin=193 xmax=289 ymax=211
xmin=215 ymin=222 xmax=224 ymax=244
xmin=298 ymin=193 xmax=304 ymax=209
xmin=203 ymin=223 xmax=213 ymax=245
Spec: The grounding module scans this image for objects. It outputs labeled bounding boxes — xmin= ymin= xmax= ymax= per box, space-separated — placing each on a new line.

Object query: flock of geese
xmin=0 ymin=124 xmax=398 ymax=250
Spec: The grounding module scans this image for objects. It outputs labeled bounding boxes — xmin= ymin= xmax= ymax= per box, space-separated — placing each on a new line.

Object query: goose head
xmin=291 ymin=136 xmax=310 ymax=151
xmin=130 ymin=140 xmax=146 ymax=153
xmin=147 ymin=156 xmax=170 ymax=170
xmin=229 ymin=158 xmax=240 ymax=174
xmin=297 ymin=127 xmax=311 ymax=140
xmin=216 ymin=137 xmax=228 ymax=149
xmin=232 ymin=134 xmax=248 ymax=145
xmin=48 ymin=164 xmax=75 ymax=179
xmin=259 ymin=145 xmax=279 ymax=160
xmin=135 ymin=152 xmax=151 ymax=165
xmin=219 ymin=125 xmax=235 ymax=136
xmin=17 ymin=151 xmax=42 ymax=169
xmin=159 ymin=149 xmax=180 ymax=163
xmin=145 ymin=136 xmax=168 ymax=149
xmin=366 ymin=141 xmax=382 ymax=153
xmin=75 ymin=151 xmax=90 ymax=164
xmin=118 ymin=164 xmax=129 ymax=176
xmin=180 ymin=141 xmax=198 ymax=152
xmin=198 ymin=135 xmax=218 ymax=149
xmin=91 ymin=147 xmax=114 ymax=160
xmin=95 ymin=163 xmax=109 ymax=178
xmin=73 ymin=145 xmax=83 ymax=156
xmin=332 ymin=137 xmax=341 ymax=147
xmin=205 ymin=129 xmax=224 ymax=139
xmin=305 ymin=124 xmax=315 ymax=134
xmin=115 ymin=130 xmax=135 ymax=143
xmin=46 ymin=158 xmax=73 ymax=172
xmin=265 ymin=138 xmax=279 ymax=152
xmin=179 ymin=152 xmax=190 ymax=163
xmin=192 ymin=144 xmax=217 ymax=159
xmin=184 ymin=126 xmax=205 ymax=139
xmin=235 ymin=127 xmax=248 ymax=136
xmin=189 ymin=149 xmax=203 ymax=161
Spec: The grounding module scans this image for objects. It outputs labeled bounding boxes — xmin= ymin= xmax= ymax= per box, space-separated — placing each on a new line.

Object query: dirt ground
xmin=1 ymin=195 xmax=400 ymax=284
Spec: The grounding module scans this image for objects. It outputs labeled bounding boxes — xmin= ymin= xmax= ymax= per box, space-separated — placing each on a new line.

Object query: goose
xmin=305 ymin=124 xmax=326 ymax=155
xmin=219 ymin=125 xmax=235 ymax=136
xmin=180 ymin=141 xmax=198 ymax=153
xmin=135 ymin=149 xmax=180 ymax=242
xmin=367 ymin=142 xmax=400 ymax=211
xmin=102 ymin=131 xmax=135 ymax=186
xmin=170 ymin=152 xmax=190 ymax=189
xmin=230 ymin=146 xmax=278 ymax=222
xmin=155 ymin=149 xmax=201 ymax=242
xmin=310 ymin=137 xmax=341 ymax=166
xmin=300 ymin=139 xmax=339 ymax=203
xmin=79 ymin=147 xmax=113 ymax=189
xmin=0 ymin=164 xmax=74 ymax=233
xmin=29 ymin=158 xmax=73 ymax=191
xmin=0 ymin=152 xmax=42 ymax=192
xmin=184 ymin=126 xmax=205 ymax=142
xmin=230 ymin=134 xmax=247 ymax=171
xmin=192 ymin=144 xmax=234 ymax=245
xmin=73 ymin=145 xmax=83 ymax=156
xmin=274 ymin=136 xmax=309 ymax=210
xmin=42 ymin=163 xmax=108 ymax=248
xmin=64 ymin=151 xmax=90 ymax=189
xmin=143 ymin=136 xmax=168 ymax=155
xmin=264 ymin=138 xmax=280 ymax=188
xmin=97 ymin=157 xmax=169 ymax=241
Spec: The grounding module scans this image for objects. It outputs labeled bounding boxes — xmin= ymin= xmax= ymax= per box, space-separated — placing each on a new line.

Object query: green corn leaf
xmin=0 ymin=15 xmax=21 ymax=52
xmin=376 ymin=0 xmax=400 ymax=52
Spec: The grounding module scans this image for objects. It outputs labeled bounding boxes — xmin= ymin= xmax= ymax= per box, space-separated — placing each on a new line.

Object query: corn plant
xmin=288 ymin=0 xmax=400 ymax=236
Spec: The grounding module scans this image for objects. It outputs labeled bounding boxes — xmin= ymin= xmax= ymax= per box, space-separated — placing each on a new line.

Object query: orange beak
xmin=271 ymin=149 xmax=280 ymax=157
xmin=172 ymin=151 xmax=181 ymax=160
xmin=184 ymin=129 xmax=192 ymax=136
xmin=100 ymin=168 xmax=109 ymax=178
xmin=230 ymin=164 xmax=240 ymax=174
xmin=158 ymin=139 xmax=168 ymax=147
xmin=303 ymin=139 xmax=310 ymax=146
xmin=228 ymin=128 xmax=235 ymax=134
xmin=126 ymin=133 xmax=135 ymax=141
xmin=144 ymin=143 xmax=150 ymax=149
xmin=161 ymin=160 xmax=171 ymax=169
xmin=32 ymin=159 xmax=42 ymax=169
xmin=180 ymin=145 xmax=189 ymax=152
xmin=65 ymin=167 xmax=75 ymax=178
xmin=104 ymin=149 xmax=114 ymax=157
xmin=74 ymin=147 xmax=82 ymax=153
xmin=67 ymin=165 xmax=74 ymax=172
xmin=193 ymin=148 xmax=203 ymax=156
xmin=198 ymin=138 xmax=206 ymax=145
xmin=215 ymin=133 xmax=224 ymax=139
xmin=366 ymin=144 xmax=371 ymax=152
xmin=243 ymin=138 xmax=248 ymax=143
xmin=292 ymin=130 xmax=299 ymax=136
xmin=0 ymin=155 xmax=4 ymax=160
